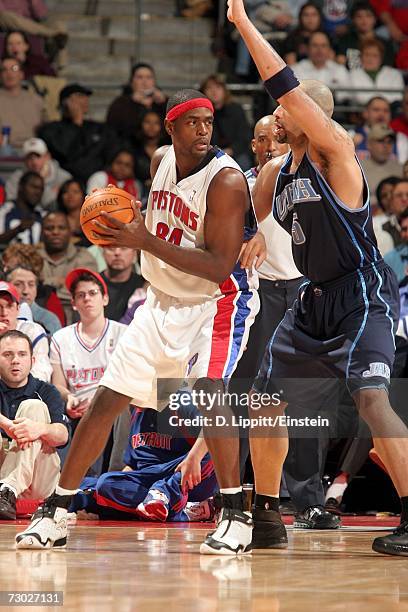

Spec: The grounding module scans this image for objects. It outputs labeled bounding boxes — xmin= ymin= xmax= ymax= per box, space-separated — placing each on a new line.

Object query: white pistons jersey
xmin=142 ymin=146 xmax=257 ymax=300
xmin=50 ymin=319 xmax=126 ymax=402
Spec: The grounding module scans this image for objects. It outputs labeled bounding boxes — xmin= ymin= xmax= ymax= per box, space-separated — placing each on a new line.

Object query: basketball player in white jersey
xmin=16 ymin=89 xmax=260 ymax=555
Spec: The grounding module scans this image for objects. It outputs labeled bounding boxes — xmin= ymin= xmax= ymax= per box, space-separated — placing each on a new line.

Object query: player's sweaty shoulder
xmin=150 ymin=145 xmax=171 ymax=180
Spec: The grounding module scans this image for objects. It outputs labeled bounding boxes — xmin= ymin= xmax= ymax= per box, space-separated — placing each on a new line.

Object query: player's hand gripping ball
xmin=80 ymin=185 xmax=136 ymax=246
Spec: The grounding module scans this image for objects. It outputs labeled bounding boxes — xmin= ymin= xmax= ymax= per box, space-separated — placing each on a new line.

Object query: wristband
xmin=263 ymin=66 xmax=299 ymax=101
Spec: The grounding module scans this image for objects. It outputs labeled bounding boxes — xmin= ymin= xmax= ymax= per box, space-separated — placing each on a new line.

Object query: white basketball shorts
xmin=100 ymin=277 xmax=259 ymax=411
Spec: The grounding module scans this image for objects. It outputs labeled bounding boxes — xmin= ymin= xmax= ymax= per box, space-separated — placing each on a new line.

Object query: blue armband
xmin=263 ymin=66 xmax=299 ymax=101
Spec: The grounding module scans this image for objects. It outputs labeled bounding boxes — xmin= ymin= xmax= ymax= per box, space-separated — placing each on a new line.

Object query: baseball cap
xmin=0 ymin=281 xmax=20 ymax=304
xmin=59 ymin=83 xmax=93 ymax=106
xmin=22 ymin=137 xmax=48 ymax=157
xmin=65 ymin=268 xmax=108 ymax=296
xmin=368 ymin=124 xmax=396 ymax=141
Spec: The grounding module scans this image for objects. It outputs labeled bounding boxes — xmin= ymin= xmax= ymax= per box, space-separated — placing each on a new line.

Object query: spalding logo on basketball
xmin=80 ymin=185 xmax=136 ymax=246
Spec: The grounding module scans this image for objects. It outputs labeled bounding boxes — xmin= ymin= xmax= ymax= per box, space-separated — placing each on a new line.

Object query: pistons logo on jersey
xmin=151 ymin=189 xmax=200 ymax=246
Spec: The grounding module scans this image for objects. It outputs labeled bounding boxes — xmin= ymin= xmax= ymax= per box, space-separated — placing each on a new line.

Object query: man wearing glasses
xmin=49 ymin=268 xmax=127 ymax=476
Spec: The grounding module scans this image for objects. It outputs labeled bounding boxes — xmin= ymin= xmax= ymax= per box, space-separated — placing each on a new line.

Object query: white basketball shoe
xmin=15 ymin=493 xmax=71 ymax=550
xmin=200 ymin=507 xmax=253 ymax=555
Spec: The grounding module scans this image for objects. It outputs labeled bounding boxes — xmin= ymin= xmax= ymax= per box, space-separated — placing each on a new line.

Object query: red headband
xmin=165 ymin=98 xmax=214 ymax=122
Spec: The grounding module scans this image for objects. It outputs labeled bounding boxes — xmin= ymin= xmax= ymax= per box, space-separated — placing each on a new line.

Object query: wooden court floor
xmin=1 ymin=518 xmax=408 ymax=612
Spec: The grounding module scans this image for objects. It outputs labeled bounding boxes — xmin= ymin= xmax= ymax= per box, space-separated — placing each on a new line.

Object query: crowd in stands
xmin=0 ymin=0 xmax=406 ymax=522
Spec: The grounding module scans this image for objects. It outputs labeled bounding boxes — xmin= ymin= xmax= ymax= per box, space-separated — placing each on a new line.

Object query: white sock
xmin=56 ymin=485 xmax=78 ymax=496
xmin=220 ymin=487 xmax=242 ymax=495
xmin=325 ymin=482 xmax=348 ymax=502
xmin=0 ymin=482 xmax=17 ymax=497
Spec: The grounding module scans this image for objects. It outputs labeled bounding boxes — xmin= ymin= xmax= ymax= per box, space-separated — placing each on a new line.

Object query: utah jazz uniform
xmin=100 ymin=146 xmax=259 ymax=409
xmin=254 ymin=151 xmax=399 ymax=405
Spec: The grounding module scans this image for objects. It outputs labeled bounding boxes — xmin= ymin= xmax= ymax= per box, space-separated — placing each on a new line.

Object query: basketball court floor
xmin=1 ymin=516 xmax=408 ymax=611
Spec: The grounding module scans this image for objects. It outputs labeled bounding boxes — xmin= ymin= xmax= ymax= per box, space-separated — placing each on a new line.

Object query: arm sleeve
xmin=39 ymin=383 xmax=67 ymax=427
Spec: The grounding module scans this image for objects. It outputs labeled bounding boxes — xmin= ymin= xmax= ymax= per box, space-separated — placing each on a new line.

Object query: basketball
xmin=80 ymin=185 xmax=136 ymax=246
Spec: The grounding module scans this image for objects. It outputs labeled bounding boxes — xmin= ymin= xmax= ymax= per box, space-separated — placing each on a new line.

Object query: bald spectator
xmin=0 ymin=171 xmax=44 ymax=246
xmin=0 ymin=281 xmax=52 ymax=381
xmin=0 ymin=57 xmax=45 ymax=150
xmin=38 ymin=212 xmax=98 ymax=324
xmin=361 ymin=125 xmax=403 ymax=205
xmin=6 ymin=138 xmax=71 ymax=211
xmin=39 ymin=83 xmax=118 ymax=184
xmin=293 ymin=32 xmax=350 ymax=103
xmin=349 ymin=39 xmax=404 ymax=105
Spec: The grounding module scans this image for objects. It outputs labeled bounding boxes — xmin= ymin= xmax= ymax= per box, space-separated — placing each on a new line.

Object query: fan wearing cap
xmin=5 ymin=137 xmax=71 ymax=211
xmin=0 ymin=281 xmax=52 ymax=382
xmin=49 ymin=268 xmax=127 ymax=475
xmin=38 ymin=83 xmax=120 ymax=184
xmin=361 ymin=124 xmax=403 ymax=207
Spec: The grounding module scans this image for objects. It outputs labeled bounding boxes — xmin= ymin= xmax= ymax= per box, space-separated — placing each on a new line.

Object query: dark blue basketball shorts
xmin=253 ymin=261 xmax=400 ymax=408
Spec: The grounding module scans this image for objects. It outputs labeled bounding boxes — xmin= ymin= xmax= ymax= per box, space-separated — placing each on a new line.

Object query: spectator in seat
xmin=282 ymin=2 xmax=323 ymax=65
xmin=133 ymin=111 xmax=168 ymax=202
xmin=6 ymin=265 xmax=61 ymax=336
xmin=0 ymin=177 xmax=4 ymax=205
xmin=351 ymin=96 xmax=393 ymax=160
xmin=336 ymin=2 xmax=395 ymax=69
xmin=391 ymin=88 xmax=408 ymax=166
xmin=38 ymin=212 xmax=98 ymax=325
xmin=0 ymin=171 xmax=43 ymax=245
xmin=2 ymin=243 xmax=65 ymax=326
xmin=361 ymin=124 xmax=402 ymax=206
xmin=200 ymin=73 xmax=252 ymax=169
xmin=292 ymin=31 xmax=350 ymax=103
xmin=384 ymin=210 xmax=408 ymax=284
xmin=5 ymin=138 xmax=71 ymax=212
xmin=0 ymin=330 xmax=68 ymax=520
xmin=56 ymin=179 xmax=89 ymax=247
xmin=101 ymin=247 xmax=145 ymax=322
xmin=87 ymin=149 xmax=142 ymax=203
xmin=0 ymin=282 xmax=52 ymax=381
xmin=39 ymin=83 xmax=118 ymax=184
xmin=373 ymin=176 xmax=404 ymax=256
xmin=370 ymin=0 xmax=408 ymax=70
xmin=50 ymin=268 xmax=127 ymax=476
xmin=0 ymin=57 xmax=45 ymax=150
xmin=3 ymin=30 xmax=55 ymax=79
xmin=349 ymin=39 xmax=404 ymax=106
xmin=106 ymin=63 xmax=167 ymax=147
xmin=381 ymin=179 xmax=408 ymax=253
xmin=0 ymin=1 xmax=68 ymax=65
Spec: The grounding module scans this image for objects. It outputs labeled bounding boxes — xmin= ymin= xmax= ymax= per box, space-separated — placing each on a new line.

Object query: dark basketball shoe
xmin=200 ymin=508 xmax=253 ymax=555
xmin=372 ymin=522 xmax=408 ymax=556
xmin=0 ymin=487 xmax=16 ymax=520
xmin=252 ymin=506 xmax=288 ymax=549
xmin=15 ymin=492 xmax=72 ymax=549
xmin=294 ymin=505 xmax=341 ymax=529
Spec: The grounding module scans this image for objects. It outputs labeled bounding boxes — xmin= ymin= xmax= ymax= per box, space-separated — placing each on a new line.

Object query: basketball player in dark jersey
xmin=228 ymin=0 xmax=408 ymax=556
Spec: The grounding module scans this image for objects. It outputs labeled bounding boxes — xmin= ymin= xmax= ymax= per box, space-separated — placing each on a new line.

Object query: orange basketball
xmin=80 ymin=185 xmax=136 ymax=246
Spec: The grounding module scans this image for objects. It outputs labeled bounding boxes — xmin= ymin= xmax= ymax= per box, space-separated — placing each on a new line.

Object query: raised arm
xmin=227 ymin=0 xmax=354 ymax=158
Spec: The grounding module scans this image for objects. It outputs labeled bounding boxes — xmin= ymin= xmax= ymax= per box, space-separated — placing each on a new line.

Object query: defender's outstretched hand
xmin=227 ymin=0 xmax=247 ymax=24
